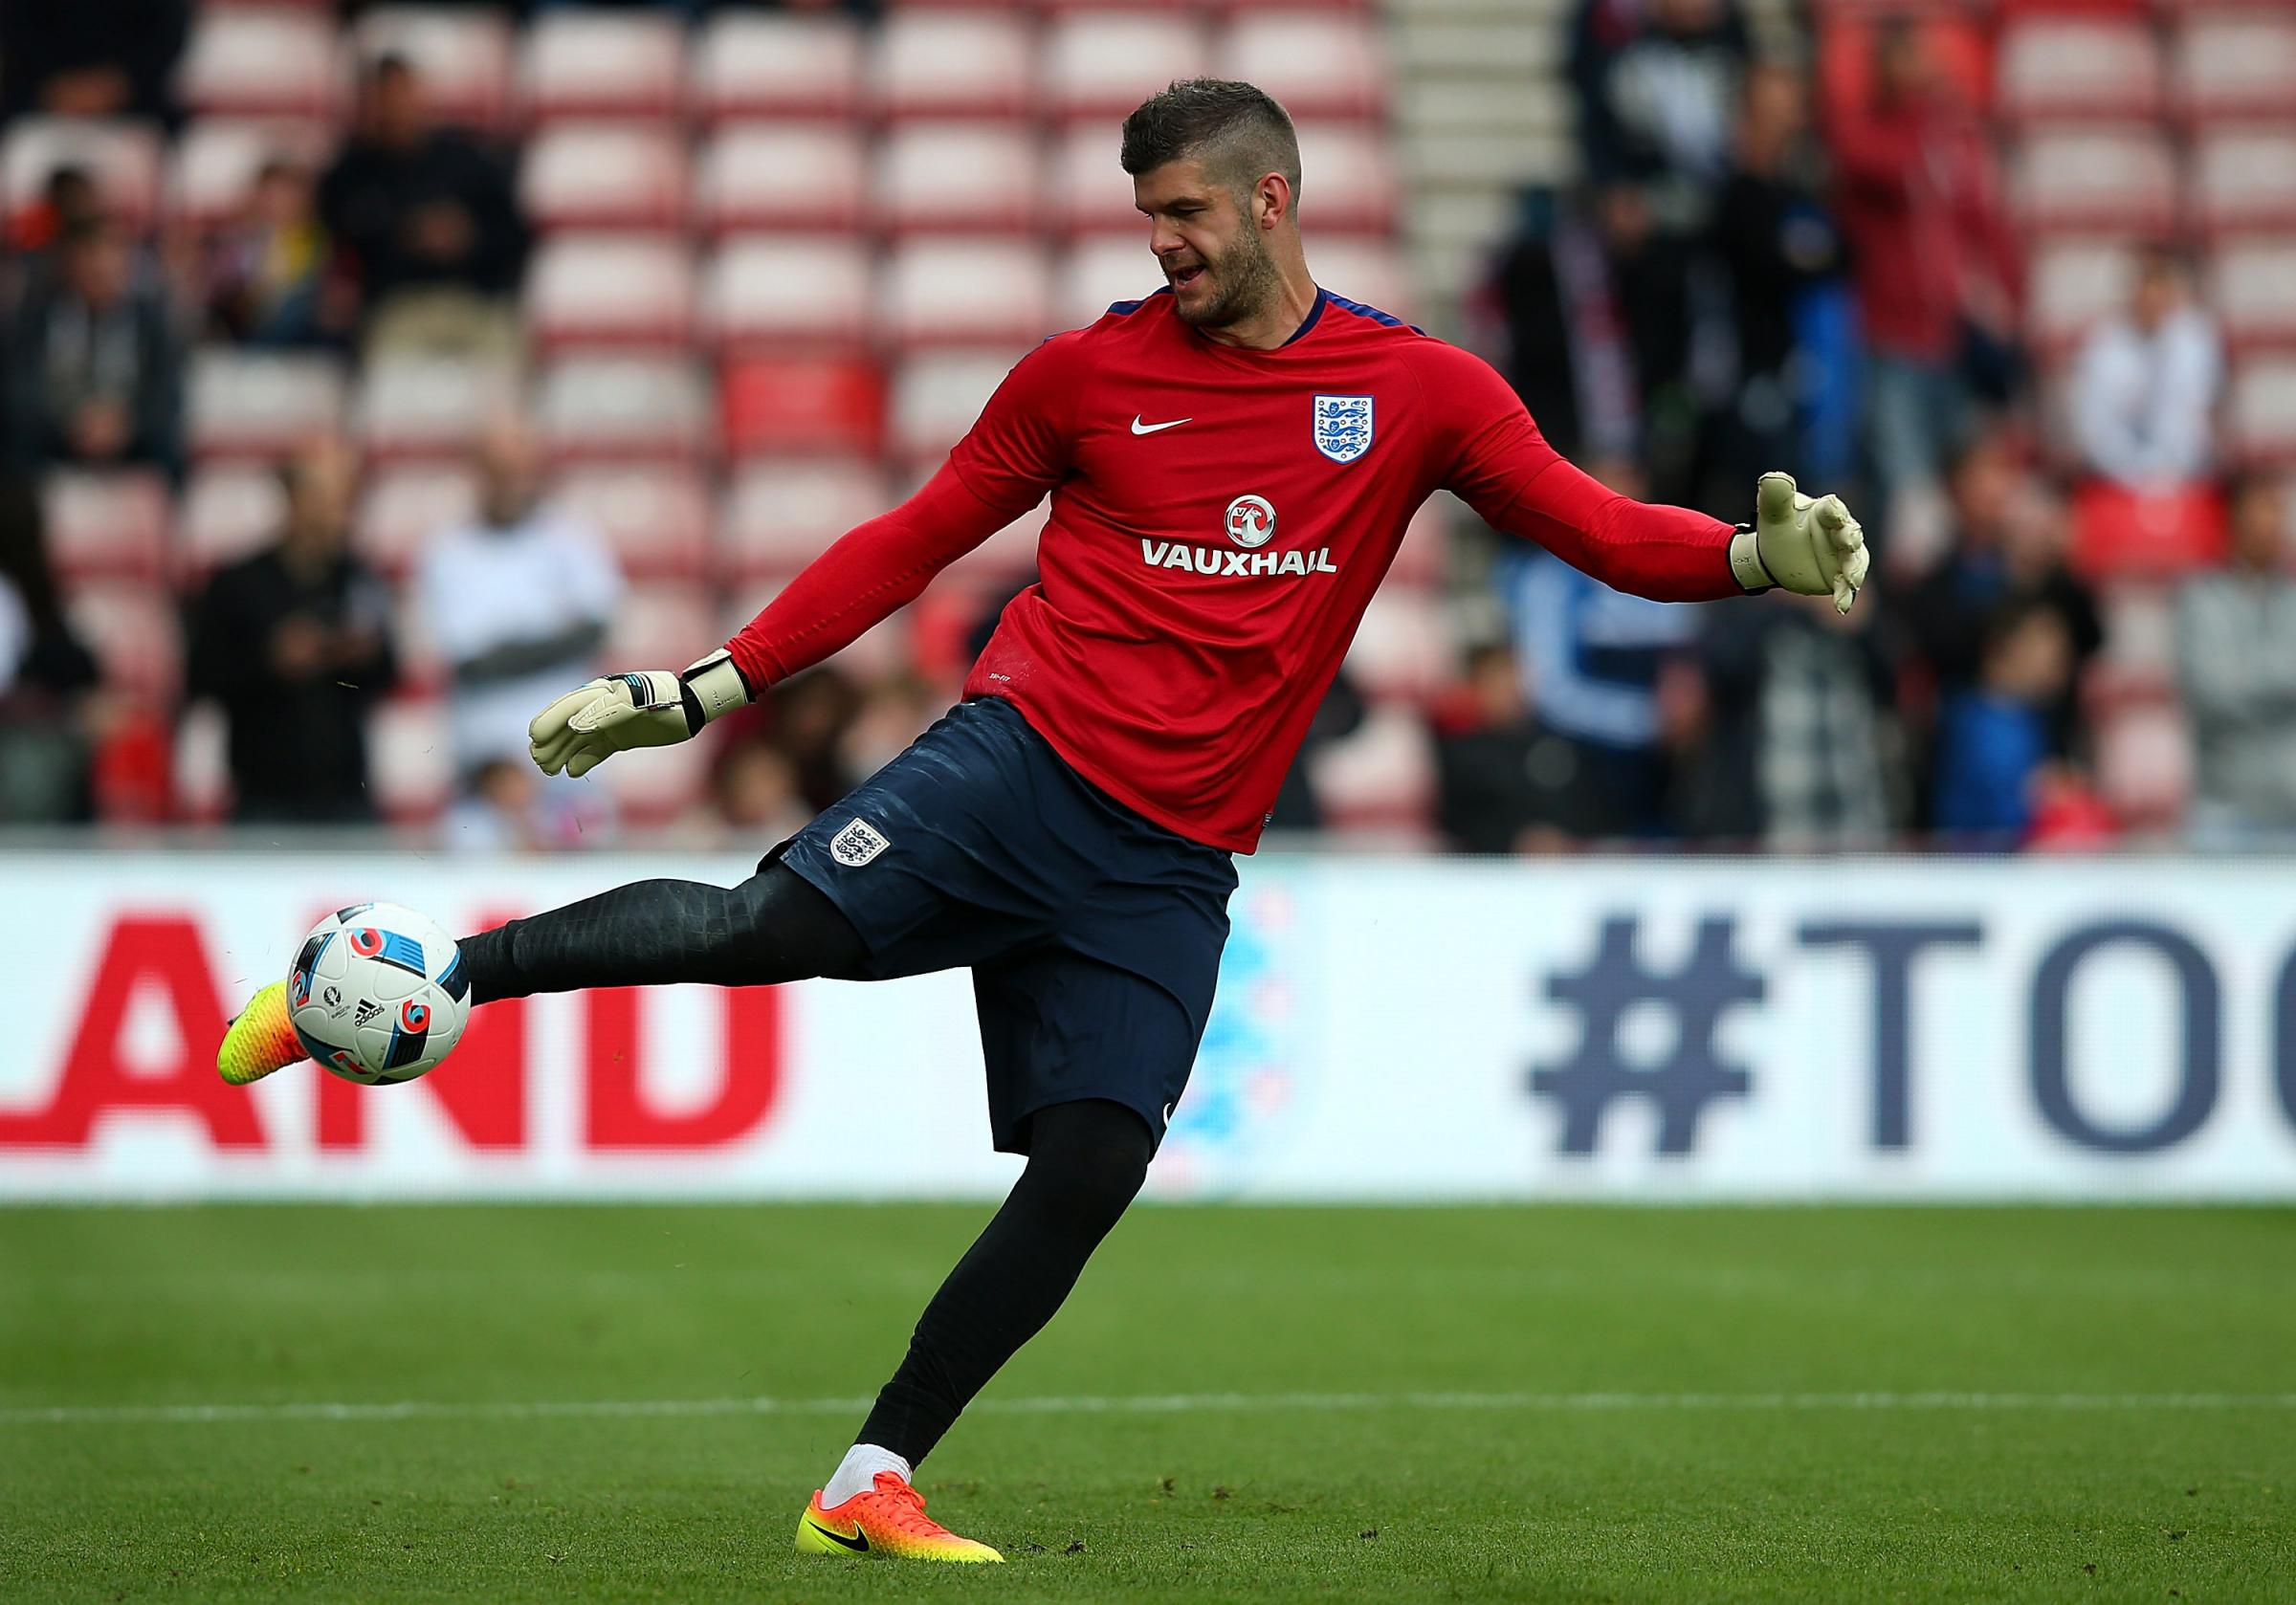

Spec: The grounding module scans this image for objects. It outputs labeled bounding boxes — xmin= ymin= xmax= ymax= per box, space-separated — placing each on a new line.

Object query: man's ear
xmin=1256 ymin=172 xmax=1292 ymax=231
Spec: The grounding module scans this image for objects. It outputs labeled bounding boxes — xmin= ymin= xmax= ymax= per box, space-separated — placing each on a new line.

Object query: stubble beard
xmin=1175 ymin=226 xmax=1285 ymax=332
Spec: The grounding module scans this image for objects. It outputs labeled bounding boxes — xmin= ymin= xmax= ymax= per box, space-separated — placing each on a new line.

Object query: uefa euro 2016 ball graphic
xmin=286 ymin=903 xmax=470 ymax=1085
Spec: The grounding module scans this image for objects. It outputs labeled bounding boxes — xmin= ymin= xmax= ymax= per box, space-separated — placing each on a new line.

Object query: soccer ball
xmin=287 ymin=903 xmax=470 ymax=1085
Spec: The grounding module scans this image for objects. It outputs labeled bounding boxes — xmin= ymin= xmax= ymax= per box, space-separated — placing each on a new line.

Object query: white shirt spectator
xmin=2072 ymin=304 xmax=2221 ymax=487
xmin=418 ymin=503 xmax=622 ymax=774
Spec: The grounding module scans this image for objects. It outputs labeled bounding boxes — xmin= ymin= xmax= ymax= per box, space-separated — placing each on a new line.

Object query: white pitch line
xmin=5 ymin=1391 xmax=2295 ymax=1428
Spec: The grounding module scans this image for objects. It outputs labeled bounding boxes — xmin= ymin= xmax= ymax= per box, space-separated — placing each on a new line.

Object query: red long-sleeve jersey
xmin=726 ymin=287 xmax=1743 ymax=852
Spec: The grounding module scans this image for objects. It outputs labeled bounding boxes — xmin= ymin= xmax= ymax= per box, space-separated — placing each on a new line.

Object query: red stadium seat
xmin=354 ymin=358 xmax=519 ymax=462
xmin=547 ymin=466 xmax=712 ymax=581
xmin=2191 ymin=129 xmax=2296 ymax=233
xmin=367 ymin=695 xmax=454 ymax=824
xmin=720 ymin=458 xmax=888 ymax=580
xmin=167 ymin=119 xmax=333 ymax=231
xmin=1995 ymin=18 xmax=2161 ymax=124
xmin=352 ymin=7 xmax=515 ymax=134
xmin=181 ymin=464 xmax=289 ymax=583
xmin=355 ymin=463 xmax=480 ymax=580
xmin=2174 ymin=14 xmax=2296 ymax=124
xmin=875 ymin=11 xmax=1033 ymax=121
xmin=2225 ymin=358 xmax=2296 ymax=467
xmin=692 ymin=12 xmax=865 ymax=122
xmin=1040 ymin=13 xmax=1208 ymax=121
xmin=1292 ymin=122 xmax=1398 ymax=237
xmin=2013 ymin=128 xmax=2177 ymax=235
xmin=187 ymin=350 xmax=349 ymax=460
xmin=704 ymin=237 xmax=874 ymax=357
xmin=720 ymin=358 xmax=884 ymax=458
xmin=1 ymin=119 xmax=163 ymax=232
xmin=63 ymin=581 xmax=182 ymax=705
xmin=2210 ymin=238 xmax=2296 ymax=351
xmin=694 ymin=124 xmax=867 ymax=235
xmin=41 ymin=471 xmax=169 ymax=583
xmin=524 ymin=234 xmax=697 ymax=351
xmin=891 ymin=350 xmax=1022 ymax=466
xmin=520 ymin=124 xmax=688 ymax=232
xmin=1056 ymin=236 xmax=1165 ymax=331
xmin=1048 ymin=126 xmax=1147 ymax=237
xmin=877 ymin=123 xmax=1043 ymax=234
xmin=2070 ymin=482 xmax=2227 ymax=579
xmin=178 ymin=9 xmax=342 ymax=121
xmin=2025 ymin=239 xmax=2137 ymax=357
xmin=1221 ymin=14 xmax=1387 ymax=121
xmin=536 ymin=356 xmax=713 ymax=464
xmin=519 ymin=11 xmax=686 ymax=123
xmin=881 ymin=237 xmax=1052 ymax=349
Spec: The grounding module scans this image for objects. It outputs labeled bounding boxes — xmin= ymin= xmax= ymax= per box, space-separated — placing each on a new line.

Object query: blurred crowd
xmin=2 ymin=0 xmax=2291 ymax=854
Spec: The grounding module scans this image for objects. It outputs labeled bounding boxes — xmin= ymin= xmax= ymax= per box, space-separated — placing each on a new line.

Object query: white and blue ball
xmin=287 ymin=902 xmax=469 ymax=1085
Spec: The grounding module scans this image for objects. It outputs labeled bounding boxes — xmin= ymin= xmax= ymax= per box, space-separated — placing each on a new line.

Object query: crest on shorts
xmin=1312 ymin=394 xmax=1375 ymax=464
xmin=829 ymin=817 xmax=892 ymax=868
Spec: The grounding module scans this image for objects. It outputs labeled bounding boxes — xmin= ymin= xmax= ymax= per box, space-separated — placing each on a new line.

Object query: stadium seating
xmin=1223 ymin=14 xmax=1387 ymax=121
xmin=694 ymin=124 xmax=867 ymax=235
xmin=41 ymin=473 xmax=169 ymax=584
xmin=718 ymin=459 xmax=889 ymax=581
xmin=719 ymin=358 xmax=884 ymax=457
xmin=167 ymin=120 xmax=333 ymax=229
xmin=2208 ymin=238 xmax=2296 ymax=351
xmin=2025 ymin=239 xmax=2137 ymax=358
xmin=2 ymin=119 xmax=162 ymax=231
xmin=880 ymin=237 xmax=1054 ymax=349
xmin=181 ymin=464 xmax=289 ymax=581
xmin=188 ymin=352 xmax=349 ymax=460
xmin=2070 ymin=482 xmax=2227 ymax=580
xmin=691 ymin=12 xmax=866 ymax=122
xmin=351 ymin=7 xmax=515 ymax=133
xmin=366 ymin=698 xmax=455 ymax=823
xmin=355 ymin=358 xmax=519 ymax=462
xmin=2014 ymin=127 xmax=2178 ymax=235
xmin=1039 ymin=12 xmax=1208 ymax=121
xmin=2225 ymin=359 xmax=2296 ymax=466
xmin=875 ymin=11 xmax=1034 ymax=121
xmin=355 ymin=464 xmax=478 ymax=580
xmin=704 ymin=237 xmax=875 ymax=356
xmin=550 ymin=466 xmax=713 ymax=582
xmin=1995 ymin=17 xmax=2162 ymax=124
xmin=519 ymin=11 xmax=686 ymax=123
xmin=524 ymin=234 xmax=697 ymax=350
xmin=877 ymin=123 xmax=1044 ymax=234
xmin=520 ymin=124 xmax=689 ymax=232
xmin=1049 ymin=125 xmax=1149 ymax=236
xmin=2173 ymin=13 xmax=2296 ymax=123
xmin=2190 ymin=129 xmax=2296 ymax=233
xmin=178 ymin=9 xmax=342 ymax=122
xmin=890 ymin=350 xmax=1026 ymax=467
xmin=535 ymin=356 xmax=712 ymax=464
xmin=64 ymin=582 xmax=182 ymax=704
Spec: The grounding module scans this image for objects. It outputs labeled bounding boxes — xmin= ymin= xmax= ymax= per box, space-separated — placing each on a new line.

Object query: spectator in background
xmin=7 ymin=166 xmax=103 ymax=260
xmin=1435 ymin=641 xmax=1605 ymax=853
xmin=7 ymin=217 xmax=184 ymax=476
xmin=1570 ymin=0 xmax=1751 ymax=236
xmin=1503 ymin=479 xmax=1702 ymax=837
xmin=318 ymin=55 xmax=528 ymax=363
xmin=711 ymin=737 xmax=813 ymax=846
xmin=1932 ymin=599 xmax=2072 ymax=844
xmin=418 ymin=417 xmax=620 ymax=808
xmin=0 ymin=0 xmax=189 ymax=126
xmin=1708 ymin=59 xmax=1846 ymax=503
xmin=188 ymin=438 xmax=397 ymax=824
xmin=1672 ymin=593 xmax=1896 ymax=849
xmin=2176 ymin=476 xmax=2296 ymax=846
xmin=205 ymin=159 xmax=352 ymax=350
xmin=1830 ymin=17 xmax=2020 ymax=533
xmin=0 ymin=473 xmax=101 ymax=822
xmin=1895 ymin=437 xmax=2101 ymax=759
xmin=2072 ymin=248 xmax=2222 ymax=490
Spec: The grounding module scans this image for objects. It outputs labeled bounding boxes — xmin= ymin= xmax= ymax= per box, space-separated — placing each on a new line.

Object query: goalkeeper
xmin=218 ymin=77 xmax=1866 ymax=1566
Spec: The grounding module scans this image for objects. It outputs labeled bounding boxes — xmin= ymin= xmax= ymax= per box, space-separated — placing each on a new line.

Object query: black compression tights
xmin=860 ymin=1098 xmax=1155 ymax=1466
xmin=456 ymin=870 xmax=1153 ymax=1470
xmin=457 ymin=865 xmax=869 ymax=1003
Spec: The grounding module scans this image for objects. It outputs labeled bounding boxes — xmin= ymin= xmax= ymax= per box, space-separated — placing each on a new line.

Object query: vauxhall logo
xmin=1137 ymin=494 xmax=1340 ymax=578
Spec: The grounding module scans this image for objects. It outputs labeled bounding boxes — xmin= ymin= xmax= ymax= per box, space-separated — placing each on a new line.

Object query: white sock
xmin=822 ymin=1442 xmax=912 ymax=1508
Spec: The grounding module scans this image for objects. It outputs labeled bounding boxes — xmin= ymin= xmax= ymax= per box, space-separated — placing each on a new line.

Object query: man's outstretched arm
xmin=525 ymin=462 xmax=1023 ymax=779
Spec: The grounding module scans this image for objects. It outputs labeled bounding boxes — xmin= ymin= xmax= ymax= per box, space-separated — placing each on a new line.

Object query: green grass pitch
xmin=3 ymin=1203 xmax=2291 ymax=1602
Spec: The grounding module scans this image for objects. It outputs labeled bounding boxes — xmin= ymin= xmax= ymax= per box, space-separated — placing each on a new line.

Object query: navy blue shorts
xmin=771 ymin=696 xmax=1238 ymax=1154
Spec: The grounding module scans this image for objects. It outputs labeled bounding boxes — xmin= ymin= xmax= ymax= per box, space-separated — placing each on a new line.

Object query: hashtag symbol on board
xmin=1528 ymin=916 xmax=1764 ymax=1156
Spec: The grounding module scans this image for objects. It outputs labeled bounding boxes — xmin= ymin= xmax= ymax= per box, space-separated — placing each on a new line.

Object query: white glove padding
xmin=1729 ymin=472 xmax=1870 ymax=615
xmin=528 ymin=649 xmax=751 ymax=780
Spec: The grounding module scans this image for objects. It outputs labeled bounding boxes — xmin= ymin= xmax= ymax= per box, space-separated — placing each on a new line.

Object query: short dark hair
xmin=1120 ymin=78 xmax=1301 ymax=204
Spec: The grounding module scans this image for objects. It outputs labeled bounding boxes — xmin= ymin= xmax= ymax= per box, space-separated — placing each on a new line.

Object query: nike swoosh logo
xmin=806 ymin=1516 xmax=869 ymax=1552
xmin=1131 ymin=415 xmax=1191 ymax=434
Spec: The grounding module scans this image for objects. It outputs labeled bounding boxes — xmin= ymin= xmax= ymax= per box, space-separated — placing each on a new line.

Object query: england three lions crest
xmin=1312 ymin=394 xmax=1375 ymax=464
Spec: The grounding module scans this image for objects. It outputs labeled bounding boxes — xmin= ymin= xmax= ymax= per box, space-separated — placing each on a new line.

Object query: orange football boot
xmin=215 ymin=980 xmax=306 ymax=1086
xmin=794 ymin=1472 xmax=1003 ymax=1563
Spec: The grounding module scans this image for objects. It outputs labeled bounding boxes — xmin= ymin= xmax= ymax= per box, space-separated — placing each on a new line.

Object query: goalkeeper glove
xmin=527 ymin=649 xmax=752 ymax=779
xmin=1729 ymin=472 xmax=1869 ymax=614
